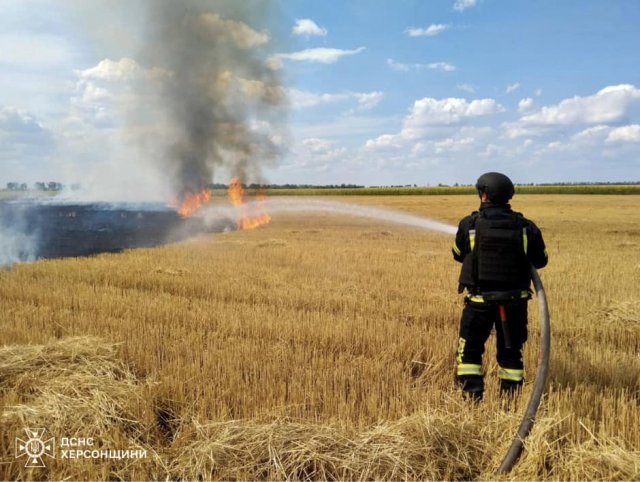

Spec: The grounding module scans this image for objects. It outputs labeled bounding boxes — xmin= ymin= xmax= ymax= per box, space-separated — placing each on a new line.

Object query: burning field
xmin=0 ymin=179 xmax=272 ymax=263
xmin=1 ymin=194 xmax=639 ymax=480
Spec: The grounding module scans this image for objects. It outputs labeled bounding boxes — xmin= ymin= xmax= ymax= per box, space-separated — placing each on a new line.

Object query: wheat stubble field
xmin=0 ymin=194 xmax=639 ymax=480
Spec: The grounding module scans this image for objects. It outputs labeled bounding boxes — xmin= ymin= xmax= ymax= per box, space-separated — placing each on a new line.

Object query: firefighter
xmin=452 ymin=172 xmax=548 ymax=400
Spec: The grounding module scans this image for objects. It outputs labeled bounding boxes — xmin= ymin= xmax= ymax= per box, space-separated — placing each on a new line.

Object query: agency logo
xmin=15 ymin=428 xmax=55 ymax=468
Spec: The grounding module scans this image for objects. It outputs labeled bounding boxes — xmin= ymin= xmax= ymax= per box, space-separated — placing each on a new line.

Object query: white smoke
xmin=0 ymin=232 xmax=36 ymax=266
xmin=0 ymin=207 xmax=37 ymax=266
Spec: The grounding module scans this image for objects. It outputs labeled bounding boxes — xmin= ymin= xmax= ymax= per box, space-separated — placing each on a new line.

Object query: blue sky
xmin=1 ymin=0 xmax=639 ymax=191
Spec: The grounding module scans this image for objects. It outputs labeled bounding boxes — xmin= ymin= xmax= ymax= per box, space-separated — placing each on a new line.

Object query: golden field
xmin=0 ymin=194 xmax=639 ymax=480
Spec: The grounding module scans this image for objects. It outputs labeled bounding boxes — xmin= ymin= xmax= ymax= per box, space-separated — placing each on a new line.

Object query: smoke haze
xmin=0 ymin=204 xmax=37 ymax=266
xmin=0 ymin=230 xmax=36 ymax=266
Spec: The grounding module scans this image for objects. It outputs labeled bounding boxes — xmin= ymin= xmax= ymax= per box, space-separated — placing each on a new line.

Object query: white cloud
xmin=428 ymin=62 xmax=456 ymax=72
xmin=572 ymin=125 xmax=610 ymax=142
xmin=502 ymin=122 xmax=537 ymax=139
xmin=354 ymin=91 xmax=384 ymax=110
xmin=293 ymin=115 xmax=396 ymax=140
xmin=521 ymin=84 xmax=640 ymax=126
xmin=303 ymin=138 xmax=335 ymax=152
xmin=71 ymin=58 xmax=172 ymax=129
xmin=535 ymin=88 xmax=543 ymax=97
xmin=454 ymin=0 xmax=478 ymax=12
xmin=433 ymin=136 xmax=475 ymax=153
xmin=0 ymin=106 xmax=46 ymax=134
xmin=404 ymin=98 xmax=503 ymax=128
xmin=402 ymin=126 xmax=493 ymax=158
xmin=286 ymin=84 xmax=640 ymax=184
xmin=77 ymin=58 xmax=170 ymax=83
xmin=546 ymin=141 xmax=563 ymax=151
xmin=518 ymin=98 xmax=535 ymax=114
xmin=534 ymin=122 xmax=640 ymax=163
xmin=0 ymin=105 xmax=55 ymax=183
xmin=365 ymin=134 xmax=404 ymax=151
xmin=288 ymin=89 xmax=349 ymax=109
xmin=387 ymin=59 xmax=411 ymax=72
xmin=0 ymin=106 xmax=53 ymax=151
xmin=606 ymin=124 xmax=640 ymax=143
xmin=282 ymin=137 xmax=348 ymax=171
xmin=302 ymin=138 xmax=346 ymax=159
xmin=79 ymin=82 xmax=114 ymax=104
xmin=288 ymin=89 xmax=383 ymax=111
xmin=457 ymin=84 xmax=476 ymax=93
xmin=405 ymin=24 xmax=450 ymax=37
xmin=292 ymin=19 xmax=328 ymax=37
xmin=269 ymin=47 xmax=365 ymax=69
xmin=506 ymin=82 xmax=521 ymax=94
xmin=387 ymin=58 xmax=456 ymax=72
xmin=366 ymin=96 xmax=504 ymax=151
xmin=502 ymin=119 xmax=561 ymax=140
xmin=504 ymin=84 xmax=640 ymax=139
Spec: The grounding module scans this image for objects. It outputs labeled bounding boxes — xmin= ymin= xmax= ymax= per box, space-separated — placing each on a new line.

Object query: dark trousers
xmin=456 ymin=299 xmax=528 ymax=396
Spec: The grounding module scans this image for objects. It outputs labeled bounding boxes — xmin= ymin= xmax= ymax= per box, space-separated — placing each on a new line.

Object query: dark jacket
xmin=452 ymin=202 xmax=548 ymax=294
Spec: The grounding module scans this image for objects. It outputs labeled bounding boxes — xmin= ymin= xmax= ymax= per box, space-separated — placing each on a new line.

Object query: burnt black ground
xmin=0 ymin=201 xmax=231 ymax=260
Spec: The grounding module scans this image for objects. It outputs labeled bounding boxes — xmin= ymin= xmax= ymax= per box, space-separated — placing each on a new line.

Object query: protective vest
xmin=459 ymin=210 xmax=531 ymax=292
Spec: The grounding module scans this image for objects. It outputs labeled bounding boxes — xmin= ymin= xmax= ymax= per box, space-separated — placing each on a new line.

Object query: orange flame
xmin=228 ymin=177 xmax=271 ymax=230
xmin=175 ymin=189 xmax=212 ymax=217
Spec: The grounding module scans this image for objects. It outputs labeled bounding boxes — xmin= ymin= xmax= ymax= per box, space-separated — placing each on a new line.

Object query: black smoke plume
xmin=139 ymin=0 xmax=286 ymax=197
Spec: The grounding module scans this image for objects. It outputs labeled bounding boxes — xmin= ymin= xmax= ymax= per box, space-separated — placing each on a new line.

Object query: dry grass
xmin=0 ymin=337 xmax=163 ymax=480
xmin=0 ymin=194 xmax=639 ymax=480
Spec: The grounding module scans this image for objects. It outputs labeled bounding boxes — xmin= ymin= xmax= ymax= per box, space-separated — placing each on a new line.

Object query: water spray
xmin=202 ymin=198 xmax=458 ymax=235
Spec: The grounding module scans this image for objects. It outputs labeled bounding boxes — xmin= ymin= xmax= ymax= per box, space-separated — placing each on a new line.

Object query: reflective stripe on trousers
xmin=498 ymin=366 xmax=524 ymax=381
xmin=457 ymin=363 xmax=483 ymax=376
xmin=456 ymin=337 xmax=483 ymax=376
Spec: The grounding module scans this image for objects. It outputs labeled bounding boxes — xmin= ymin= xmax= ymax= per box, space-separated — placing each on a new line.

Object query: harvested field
xmin=1 ymin=194 xmax=639 ymax=480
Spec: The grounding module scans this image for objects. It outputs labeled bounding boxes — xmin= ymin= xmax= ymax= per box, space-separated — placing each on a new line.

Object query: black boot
xmin=457 ymin=375 xmax=484 ymax=402
xmin=499 ymin=378 xmax=523 ymax=397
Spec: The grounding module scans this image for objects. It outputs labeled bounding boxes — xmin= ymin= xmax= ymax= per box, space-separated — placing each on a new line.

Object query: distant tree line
xmin=208 ymin=181 xmax=639 ymax=189
xmin=4 ymin=182 xmax=81 ymax=191
xmin=207 ymin=183 xmax=367 ymax=189
xmin=523 ymin=181 xmax=640 ymax=186
xmin=369 ymin=184 xmax=419 ymax=188
xmin=5 ymin=182 xmax=28 ymax=191
xmin=4 ymin=180 xmax=638 ymax=193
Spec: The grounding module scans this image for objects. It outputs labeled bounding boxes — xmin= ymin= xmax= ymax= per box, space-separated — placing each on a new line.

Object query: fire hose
xmin=496 ymin=265 xmax=551 ymax=474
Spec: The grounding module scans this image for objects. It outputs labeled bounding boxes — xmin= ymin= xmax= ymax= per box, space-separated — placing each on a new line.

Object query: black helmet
xmin=475 ymin=172 xmax=514 ymax=203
